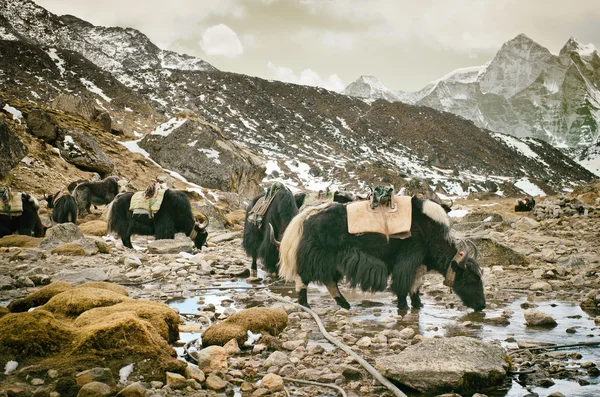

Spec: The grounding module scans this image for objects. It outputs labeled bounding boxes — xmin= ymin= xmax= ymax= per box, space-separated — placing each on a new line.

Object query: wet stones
xmin=524 ymin=309 xmax=558 ymax=327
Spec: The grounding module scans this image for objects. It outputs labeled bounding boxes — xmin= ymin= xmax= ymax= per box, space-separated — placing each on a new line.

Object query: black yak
xmin=72 ymin=176 xmax=120 ymax=216
xmin=45 ymin=192 xmax=77 ymax=224
xmin=0 ymin=192 xmax=45 ymax=238
xmin=277 ymin=196 xmax=485 ymax=312
xmin=107 ymin=189 xmax=208 ymax=249
xmin=242 ymin=183 xmax=306 ymax=277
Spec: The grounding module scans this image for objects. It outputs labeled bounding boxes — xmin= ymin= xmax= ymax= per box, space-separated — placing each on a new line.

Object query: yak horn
xmin=466 ymin=239 xmax=479 ymax=261
xmin=269 ymin=223 xmax=281 ymax=247
xmin=198 ymin=218 xmax=209 ymax=229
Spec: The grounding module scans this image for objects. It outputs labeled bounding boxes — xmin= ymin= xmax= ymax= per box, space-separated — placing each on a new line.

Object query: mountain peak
xmin=560 ymin=37 xmax=598 ymax=58
xmin=343 ymin=75 xmax=399 ymax=102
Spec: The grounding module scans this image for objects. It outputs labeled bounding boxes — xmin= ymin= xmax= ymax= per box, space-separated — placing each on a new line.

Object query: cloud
xmin=321 ymin=31 xmax=355 ymax=50
xmin=200 ymin=24 xmax=244 ymax=58
xmin=267 ymin=62 xmax=345 ymax=92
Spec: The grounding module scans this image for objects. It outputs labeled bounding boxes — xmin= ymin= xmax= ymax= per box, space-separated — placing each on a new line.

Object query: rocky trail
xmin=2 ymin=186 xmax=600 ymax=397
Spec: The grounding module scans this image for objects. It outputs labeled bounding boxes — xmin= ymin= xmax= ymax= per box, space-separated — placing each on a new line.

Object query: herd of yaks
xmin=1 ymin=178 xmax=486 ymax=312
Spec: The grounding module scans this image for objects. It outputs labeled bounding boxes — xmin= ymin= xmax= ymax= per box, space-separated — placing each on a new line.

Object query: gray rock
xmin=54 ymin=268 xmax=108 ymax=285
xmin=375 ymin=336 xmax=508 ymax=394
xmin=524 ymin=309 xmax=558 ymax=327
xmin=0 ymin=275 xmax=14 ymax=290
xmin=264 ymin=351 xmax=291 ymax=368
xmin=530 ymin=281 xmax=552 ymax=292
xmin=184 ymin=365 xmax=205 ymax=383
xmin=147 ymin=239 xmax=194 ymax=254
xmin=57 ymin=127 xmax=114 ymax=174
xmin=75 ymin=368 xmax=116 ymax=390
xmin=205 ymin=374 xmax=228 ymax=391
xmin=39 ymin=223 xmax=84 ymax=249
xmin=139 ymin=117 xmax=265 ymax=197
xmin=210 ymin=231 xmax=243 ymax=243
xmin=116 ymin=382 xmax=146 ymax=397
xmin=282 ymin=340 xmax=306 ymax=350
xmin=26 ymin=109 xmax=58 ymax=143
xmin=0 ymin=118 xmax=27 ymax=178
xmin=165 ymin=372 xmax=187 ymax=389
xmin=76 ymin=381 xmax=113 ymax=397
xmin=471 ymin=237 xmax=526 ymax=267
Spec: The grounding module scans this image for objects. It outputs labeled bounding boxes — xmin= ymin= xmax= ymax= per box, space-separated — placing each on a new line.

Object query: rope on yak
xmin=263 ymin=292 xmax=408 ymax=397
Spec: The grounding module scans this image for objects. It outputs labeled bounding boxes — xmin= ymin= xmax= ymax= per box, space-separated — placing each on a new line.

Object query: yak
xmin=72 ymin=176 xmax=120 ymax=217
xmin=242 ymin=184 xmax=306 ymax=277
xmin=276 ymin=196 xmax=485 ymax=312
xmin=0 ymin=193 xmax=45 ymax=238
xmin=45 ymin=192 xmax=77 ymax=224
xmin=515 ymin=197 xmax=536 ymax=212
xmin=107 ymin=189 xmax=209 ymax=249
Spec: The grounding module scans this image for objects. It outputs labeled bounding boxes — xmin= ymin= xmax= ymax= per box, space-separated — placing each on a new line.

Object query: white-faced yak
xmin=0 ymin=192 xmax=45 ymax=238
xmin=45 ymin=192 xmax=77 ymax=224
xmin=243 ymin=183 xmax=306 ymax=277
xmin=107 ymin=189 xmax=209 ymax=249
xmin=277 ymin=196 xmax=486 ymax=312
xmin=72 ymin=176 xmax=120 ymax=217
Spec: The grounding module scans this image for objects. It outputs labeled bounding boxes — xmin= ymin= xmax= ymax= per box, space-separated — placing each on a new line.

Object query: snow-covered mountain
xmin=346 ymin=34 xmax=600 ymax=153
xmin=0 ymin=2 xmax=596 ymax=197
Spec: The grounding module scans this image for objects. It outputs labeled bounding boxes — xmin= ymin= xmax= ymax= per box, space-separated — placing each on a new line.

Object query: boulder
xmin=116 ymin=382 xmax=146 ymax=397
xmin=524 ymin=309 xmax=558 ymax=327
xmin=53 ymin=268 xmax=108 ymax=285
xmin=75 ymin=368 xmax=116 ymax=390
xmin=0 ymin=235 xmax=42 ymax=248
xmin=25 ymin=109 xmax=58 ymax=143
xmin=375 ymin=336 xmax=508 ymax=394
xmin=147 ymin=238 xmax=194 ymax=254
xmin=0 ymin=117 xmax=27 ymax=178
xmin=57 ymin=128 xmax=114 ymax=175
xmin=201 ymin=307 xmax=288 ymax=346
xmin=261 ymin=374 xmax=284 ymax=392
xmin=196 ymin=346 xmax=228 ymax=374
xmin=76 ymin=381 xmax=112 ymax=397
xmin=7 ymin=281 xmax=72 ymax=312
xmin=471 ymin=237 xmax=526 ymax=267
xmin=39 ymin=223 xmax=84 ymax=249
xmin=205 ymin=374 xmax=228 ymax=391
xmin=139 ymin=117 xmax=265 ymax=197
xmin=41 ymin=287 xmax=129 ymax=317
xmin=79 ymin=221 xmax=108 ymax=236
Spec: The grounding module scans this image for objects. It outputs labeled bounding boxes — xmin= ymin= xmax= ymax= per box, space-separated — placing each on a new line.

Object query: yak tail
xmin=279 ymin=203 xmax=333 ymax=281
xmin=105 ymin=200 xmax=115 ymax=233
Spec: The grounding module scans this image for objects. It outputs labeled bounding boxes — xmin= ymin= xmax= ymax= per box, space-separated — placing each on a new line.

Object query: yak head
xmin=448 ymin=240 xmax=486 ymax=311
xmin=191 ymin=216 xmax=209 ymax=249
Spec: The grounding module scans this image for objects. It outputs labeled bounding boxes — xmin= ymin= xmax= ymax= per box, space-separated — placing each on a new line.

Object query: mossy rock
xmin=0 ymin=234 xmax=42 ymax=248
xmin=0 ymin=306 xmax=8 ymax=318
xmin=202 ymin=307 xmax=288 ymax=346
xmin=0 ymin=310 xmax=74 ymax=358
xmin=42 ymin=287 xmax=130 ymax=317
xmin=74 ymin=300 xmax=179 ymax=344
xmin=51 ymin=244 xmax=87 ymax=256
xmin=76 ymin=281 xmax=128 ymax=296
xmin=79 ymin=220 xmax=107 ymax=236
xmin=8 ymin=281 xmax=73 ymax=312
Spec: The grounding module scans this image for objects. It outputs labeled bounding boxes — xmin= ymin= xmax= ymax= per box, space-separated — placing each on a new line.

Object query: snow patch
xmin=151 ymin=117 xmax=187 ymax=137
xmin=4 ymin=361 xmax=18 ymax=375
xmin=492 ymin=133 xmax=549 ymax=166
xmin=80 ymin=78 xmax=112 ymax=102
xmin=514 ymin=177 xmax=546 ymax=197
xmin=46 ymin=48 xmax=66 ymax=77
xmin=198 ymin=148 xmax=221 ymax=164
xmin=119 ymin=363 xmax=134 ymax=384
xmin=187 ymin=140 xmax=198 ymax=147
xmin=3 ymin=104 xmax=22 ymax=122
xmin=448 ymin=209 xmax=469 ymax=218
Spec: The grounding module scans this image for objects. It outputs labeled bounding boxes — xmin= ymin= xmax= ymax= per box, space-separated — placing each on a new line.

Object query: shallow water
xmin=170 ymin=280 xmax=600 ymax=396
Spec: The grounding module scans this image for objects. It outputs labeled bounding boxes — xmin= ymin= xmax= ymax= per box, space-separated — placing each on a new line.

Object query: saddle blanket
xmin=129 ymin=189 xmax=166 ymax=216
xmin=0 ymin=191 xmax=23 ymax=215
xmin=347 ymin=195 xmax=412 ymax=240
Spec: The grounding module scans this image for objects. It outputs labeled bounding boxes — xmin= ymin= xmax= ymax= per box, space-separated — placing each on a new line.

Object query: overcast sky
xmin=35 ymin=0 xmax=600 ymax=92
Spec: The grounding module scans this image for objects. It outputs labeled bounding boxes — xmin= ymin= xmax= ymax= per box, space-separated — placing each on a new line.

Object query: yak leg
xmin=250 ymin=256 xmax=258 ymax=277
xmin=121 ymin=234 xmax=133 ymax=249
xmin=326 ymin=281 xmax=350 ymax=310
xmin=295 ymin=275 xmax=310 ymax=308
xmin=410 ymin=289 xmax=423 ymax=309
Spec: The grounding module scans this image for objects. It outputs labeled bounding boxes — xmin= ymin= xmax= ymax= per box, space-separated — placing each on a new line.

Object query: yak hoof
xmin=410 ymin=296 xmax=423 ymax=309
xmin=250 ymin=269 xmax=257 ymax=278
xmin=334 ymin=296 xmax=350 ymax=310
xmin=298 ymin=289 xmax=310 ymax=308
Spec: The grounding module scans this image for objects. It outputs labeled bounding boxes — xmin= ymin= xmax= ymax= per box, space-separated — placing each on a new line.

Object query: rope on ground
xmin=508 ymin=341 xmax=600 ymax=355
xmin=262 ymin=292 xmax=408 ymax=397
xmin=277 ymin=376 xmax=348 ymax=397
xmin=183 ymin=337 xmax=199 ymax=363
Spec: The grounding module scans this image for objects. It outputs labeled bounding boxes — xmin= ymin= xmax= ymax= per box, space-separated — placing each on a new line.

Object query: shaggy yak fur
xmin=107 ymin=189 xmax=208 ymax=249
xmin=242 ymin=185 xmax=306 ymax=276
xmin=515 ymin=198 xmax=536 ymax=212
xmin=278 ymin=196 xmax=485 ymax=312
xmin=46 ymin=192 xmax=77 ymax=224
xmin=0 ymin=194 xmax=45 ymax=238
xmin=72 ymin=176 xmax=120 ymax=216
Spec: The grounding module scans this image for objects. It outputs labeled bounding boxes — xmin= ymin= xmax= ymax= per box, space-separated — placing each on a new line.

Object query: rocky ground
xmin=1 ymin=185 xmax=600 ymax=397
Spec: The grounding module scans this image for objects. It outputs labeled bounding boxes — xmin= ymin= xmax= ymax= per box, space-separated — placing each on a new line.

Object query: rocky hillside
xmin=0 ymin=0 xmax=596 ymax=198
